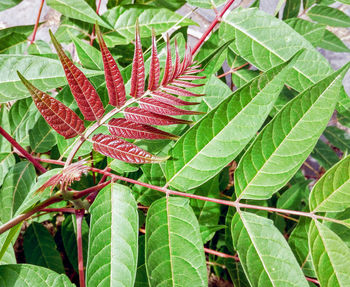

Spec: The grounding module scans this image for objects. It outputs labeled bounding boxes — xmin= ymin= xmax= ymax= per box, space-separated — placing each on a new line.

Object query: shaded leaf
xmin=324 ymin=126 xmax=350 ymax=152
xmin=145 ymin=197 xmax=208 ymax=286
xmin=92 ymin=133 xmax=167 ymax=163
xmin=319 ymin=29 xmax=350 ymax=53
xmin=283 ymin=0 xmax=301 ymax=19
xmin=231 ymin=211 xmax=308 ymax=287
xmin=308 ymin=5 xmax=350 ymax=27
xmin=86 ymin=183 xmax=138 ymax=287
xmin=311 ymin=140 xmax=339 ymax=170
xmin=0 ymin=0 xmax=22 ymax=11
xmin=23 ymin=222 xmax=64 ymax=274
xmin=234 ymin=64 xmax=349 ymax=200
xmin=50 ymin=31 xmax=105 ymax=121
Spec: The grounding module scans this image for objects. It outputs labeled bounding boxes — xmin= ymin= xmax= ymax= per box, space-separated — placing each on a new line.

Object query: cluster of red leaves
xmin=18 ymin=24 xmax=205 ymax=164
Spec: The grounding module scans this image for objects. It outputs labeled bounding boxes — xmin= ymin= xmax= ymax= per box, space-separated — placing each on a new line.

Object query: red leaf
xmin=161 ymin=35 xmax=173 ymax=86
xmin=130 ymin=22 xmax=145 ymax=98
xmin=124 ymin=107 xmax=193 ymax=126
xmin=161 ymin=85 xmax=204 ymax=97
xmin=139 ymin=98 xmax=203 ymax=116
xmin=151 ymin=91 xmax=199 ymax=106
xmin=178 ymin=75 xmax=206 ymax=81
xmin=108 ymin=118 xmax=178 ymax=140
xmin=18 ymin=72 xmax=85 ymax=139
xmin=92 ymin=134 xmax=168 ymax=163
xmin=96 ymin=25 xmax=126 ymax=108
xmin=179 ymin=45 xmax=193 ymax=75
xmin=184 ymin=68 xmax=204 ymax=75
xmin=171 ymin=38 xmax=181 ymax=81
xmin=171 ymin=80 xmax=204 ymax=88
xmin=50 ymin=30 xmax=105 ymax=121
xmin=148 ymin=29 xmax=160 ymax=91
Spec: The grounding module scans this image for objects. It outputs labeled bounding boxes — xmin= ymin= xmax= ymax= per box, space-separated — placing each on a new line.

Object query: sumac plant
xmin=0 ymin=0 xmax=350 ymax=286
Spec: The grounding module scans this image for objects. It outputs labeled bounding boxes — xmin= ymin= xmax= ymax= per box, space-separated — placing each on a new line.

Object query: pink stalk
xmin=204 ymin=247 xmax=238 ymax=261
xmin=75 ymin=209 xmax=86 ymax=287
xmin=191 ymin=0 xmax=236 ymax=55
xmin=41 ymin=208 xmax=75 ymax=213
xmin=0 ymin=127 xmax=47 ymax=173
xmin=30 ymin=0 xmax=45 ymax=44
xmin=89 ymin=0 xmax=102 ymax=45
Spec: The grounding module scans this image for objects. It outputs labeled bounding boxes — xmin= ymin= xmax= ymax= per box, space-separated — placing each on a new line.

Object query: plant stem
xmin=191 ymin=0 xmax=236 ymax=55
xmin=75 ymin=209 xmax=86 ymax=287
xmin=204 ymin=248 xmax=238 ymax=261
xmin=0 ymin=127 xmax=47 ymax=173
xmin=30 ymin=0 xmax=45 ymax=44
xmin=217 ymin=62 xmax=250 ymax=79
xmin=41 ymin=208 xmax=75 ymax=213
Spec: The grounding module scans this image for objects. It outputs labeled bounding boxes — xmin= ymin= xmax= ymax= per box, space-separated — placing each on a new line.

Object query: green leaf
xmin=0 ymin=221 xmax=16 ymax=265
xmin=225 ymin=258 xmax=251 ymax=287
xmin=231 ymin=211 xmax=308 ymax=287
xmin=221 ymin=7 xmax=333 ymax=92
xmin=27 ymin=40 xmax=53 ymax=55
xmin=165 ymin=58 xmax=295 ymax=191
xmin=61 ymin=214 xmax=89 ymax=272
xmin=23 ymin=222 xmax=65 ymax=273
xmin=0 ymin=107 xmax=11 ymax=153
xmin=86 ymin=183 xmax=139 ymax=287
xmin=282 ymin=0 xmax=301 ymax=19
xmin=145 ymin=197 xmax=208 ymax=287
xmin=0 ymin=32 xmax=28 ymax=54
xmin=309 ymin=155 xmax=350 ymax=213
xmin=46 ymin=0 xmax=112 ymax=29
xmin=232 ymin=69 xmax=259 ymax=88
xmin=0 ymin=162 xmax=35 ymax=222
xmin=307 ymin=5 xmax=350 ymax=27
xmin=72 ymin=35 xmax=103 ymax=70
xmin=285 ymin=18 xmax=326 ymax=47
xmin=0 ymin=264 xmax=75 ymax=286
xmin=186 ymin=0 xmax=225 ymax=9
xmin=303 ymin=0 xmax=316 ymax=9
xmin=0 ymin=153 xmax=15 ymax=187
xmin=277 ymin=181 xmax=309 ymax=210
xmin=234 ymin=64 xmax=349 ymax=200
xmin=311 ymin=140 xmax=339 ymax=170
xmin=319 ymin=29 xmax=350 ymax=52
xmin=309 ymin=220 xmax=350 ymax=286
xmin=324 ymin=126 xmax=350 ymax=152
xmin=29 ymin=117 xmax=56 ymax=153
xmin=135 ymin=235 xmax=148 ymax=287
xmin=0 ymin=55 xmax=103 ymax=103
xmin=0 ymin=0 xmax=22 ymax=11
xmin=102 ymin=6 xmax=194 ymax=45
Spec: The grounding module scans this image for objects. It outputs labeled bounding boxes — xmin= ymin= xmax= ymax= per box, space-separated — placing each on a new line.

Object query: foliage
xmin=0 ymin=0 xmax=350 ymax=286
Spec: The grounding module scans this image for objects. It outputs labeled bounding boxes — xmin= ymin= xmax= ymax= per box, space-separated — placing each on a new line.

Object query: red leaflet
xmin=124 ymin=107 xmax=193 ymax=126
xmin=108 ymin=118 xmax=178 ymax=140
xmin=139 ymin=98 xmax=203 ymax=116
xmin=184 ymin=68 xmax=204 ymax=75
xmin=171 ymin=79 xmax=204 ymax=88
xmin=161 ymin=85 xmax=204 ymax=97
xmin=161 ymin=35 xmax=173 ymax=86
xmin=92 ymin=134 xmax=168 ymax=164
xmin=130 ymin=22 xmax=145 ymax=98
xmin=38 ymin=160 xmax=89 ymax=192
xmin=151 ymin=91 xmax=199 ymax=106
xmin=18 ymin=72 xmax=85 ymax=139
xmin=178 ymin=75 xmax=206 ymax=81
xmin=50 ymin=31 xmax=105 ymax=121
xmin=179 ymin=45 xmax=193 ymax=75
xmin=148 ymin=30 xmax=160 ymax=91
xmin=96 ymin=25 xmax=126 ymax=108
xmin=171 ymin=39 xmax=181 ymax=81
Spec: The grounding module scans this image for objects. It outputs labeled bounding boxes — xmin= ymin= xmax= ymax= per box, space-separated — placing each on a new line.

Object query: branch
xmin=75 ymin=209 xmax=86 ymax=287
xmin=0 ymin=127 xmax=47 ymax=173
xmin=30 ymin=0 xmax=45 ymax=44
xmin=191 ymin=0 xmax=236 ymax=55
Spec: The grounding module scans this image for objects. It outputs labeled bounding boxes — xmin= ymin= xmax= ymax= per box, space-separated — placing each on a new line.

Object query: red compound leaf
xmin=108 ymin=118 xmax=178 ymax=140
xmin=161 ymin=35 xmax=173 ymax=86
xmin=170 ymin=39 xmax=181 ymax=81
xmin=179 ymin=45 xmax=193 ymax=75
xmin=37 ymin=159 xmax=89 ymax=192
xmin=92 ymin=134 xmax=168 ymax=164
xmin=178 ymin=75 xmax=206 ymax=81
xmin=124 ymin=107 xmax=193 ymax=126
xmin=161 ymin=85 xmax=204 ymax=97
xmin=96 ymin=25 xmax=126 ymax=108
xmin=130 ymin=22 xmax=145 ymax=98
xmin=151 ymin=91 xmax=199 ymax=106
xmin=50 ymin=30 xmax=105 ymax=121
xmin=148 ymin=29 xmax=160 ymax=91
xmin=171 ymin=79 xmax=204 ymax=88
xmin=18 ymin=72 xmax=85 ymax=139
xmin=139 ymin=98 xmax=203 ymax=116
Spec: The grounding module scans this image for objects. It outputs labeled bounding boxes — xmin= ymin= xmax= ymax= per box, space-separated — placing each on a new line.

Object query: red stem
xmin=0 ymin=127 xmax=47 ymax=173
xmin=204 ymin=248 xmax=239 ymax=261
xmin=89 ymin=0 xmax=102 ymax=46
xmin=75 ymin=209 xmax=86 ymax=287
xmin=191 ymin=0 xmax=236 ymax=55
xmin=30 ymin=0 xmax=45 ymax=44
xmin=41 ymin=208 xmax=75 ymax=213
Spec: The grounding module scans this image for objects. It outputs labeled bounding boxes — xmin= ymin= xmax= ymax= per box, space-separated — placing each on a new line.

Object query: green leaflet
xmin=234 ymin=64 xmax=349 ymax=200
xmin=145 ymin=197 xmax=207 ymax=287
xmin=29 ymin=117 xmax=56 ymax=153
xmin=0 ymin=162 xmax=36 ymax=222
xmin=46 ymin=0 xmax=112 ymax=29
xmin=282 ymin=0 xmax=301 ymax=19
xmin=0 ymin=55 xmax=103 ymax=103
xmin=165 ymin=58 xmax=293 ymax=191
xmin=309 ymin=155 xmax=350 ymax=213
xmin=307 ymin=5 xmax=350 ymax=28
xmin=0 ymin=32 xmax=28 ymax=54
xmin=311 ymin=140 xmax=339 ymax=170
xmin=0 ymin=220 xmax=16 ymax=265
xmin=0 ymin=264 xmax=74 ymax=286
xmin=285 ymin=18 xmax=326 ymax=47
xmin=0 ymin=0 xmax=21 ymax=11
xmin=23 ymin=222 xmax=65 ymax=274
xmin=186 ymin=0 xmax=225 ymax=9
xmin=71 ymin=35 xmax=103 ymax=70
xmin=319 ymin=30 xmax=350 ymax=53
xmin=231 ymin=211 xmax=308 ymax=287
xmin=309 ymin=220 xmax=350 ymax=286
xmin=86 ymin=183 xmax=139 ymax=287
xmin=0 ymin=154 xmax=15 ymax=187
xmin=324 ymin=126 xmax=350 ymax=152
xmin=135 ymin=235 xmax=148 ymax=287
xmin=221 ymin=8 xmax=333 ymax=92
